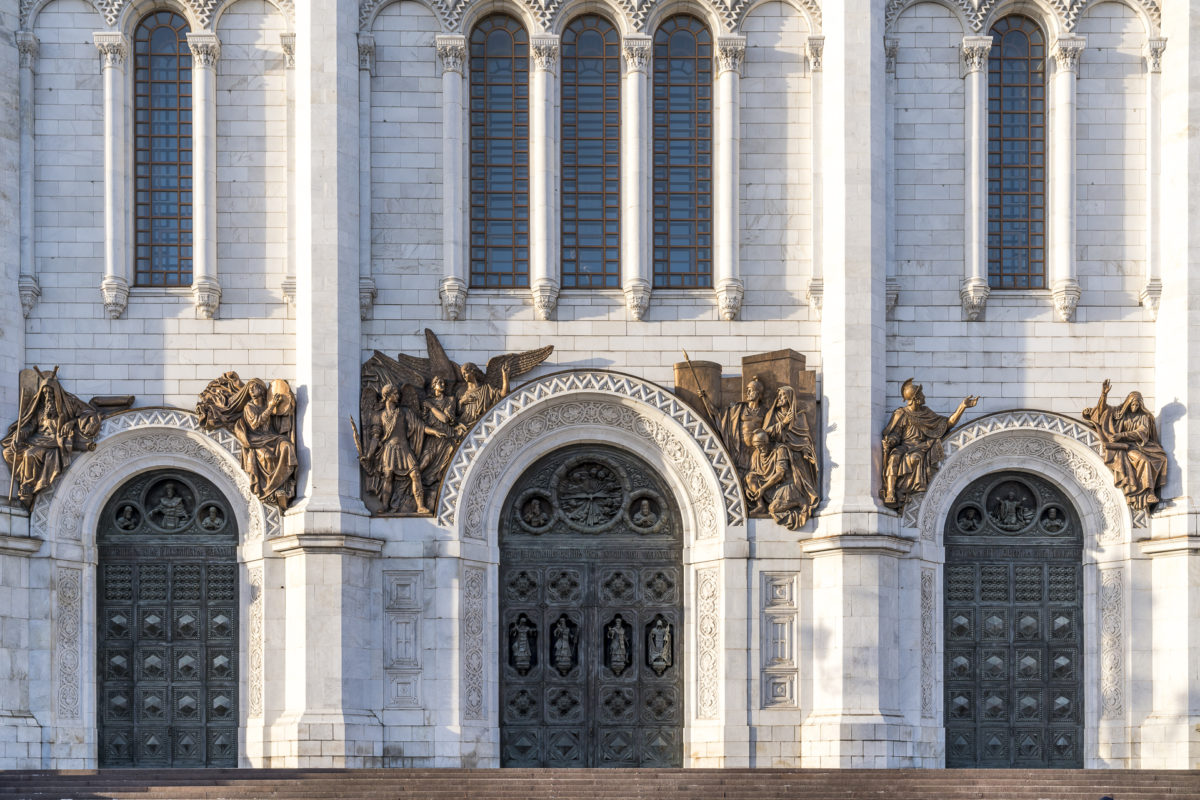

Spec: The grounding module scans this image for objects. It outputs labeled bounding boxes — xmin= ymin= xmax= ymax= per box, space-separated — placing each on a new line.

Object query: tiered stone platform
xmin=2 ymin=769 xmax=1199 ymax=800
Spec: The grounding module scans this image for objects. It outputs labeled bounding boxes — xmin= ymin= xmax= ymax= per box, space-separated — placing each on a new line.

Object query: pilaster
xmin=1050 ymin=36 xmax=1084 ymax=322
xmin=16 ymin=31 xmax=38 ymax=319
xmin=714 ymin=35 xmax=745 ymax=321
xmin=187 ymin=32 xmax=221 ymax=319
xmin=437 ymin=35 xmax=467 ymax=321
xmin=808 ymin=35 xmax=824 ymax=318
xmin=357 ymin=33 xmax=376 ymax=321
xmin=529 ymin=35 xmax=560 ymax=320
xmin=281 ymin=32 xmax=297 ymax=314
xmin=94 ymin=32 xmax=130 ymax=318
xmin=621 ymin=35 xmax=652 ymax=320
xmin=960 ymin=36 xmax=992 ymax=321
xmin=1141 ymin=37 xmax=1166 ymax=320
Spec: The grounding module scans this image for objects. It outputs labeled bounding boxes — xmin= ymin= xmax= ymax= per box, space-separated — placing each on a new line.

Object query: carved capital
xmin=1145 ymin=37 xmax=1166 ymax=73
xmin=623 ymin=280 xmax=651 ymax=320
xmin=16 ymin=30 xmax=39 ymax=70
xmin=436 ymin=35 xmax=467 ymax=75
xmin=279 ymin=32 xmax=296 ymax=69
xmin=806 ymin=35 xmax=824 ymax=72
xmin=357 ymin=32 xmax=375 ymax=73
xmin=530 ymin=35 xmax=559 ymax=74
xmin=93 ymin=32 xmax=129 ymax=69
xmin=280 ymin=276 xmax=296 ymax=308
xmin=359 ymin=276 xmax=377 ymax=320
xmin=806 ymin=277 xmax=823 ymax=318
xmin=886 ymin=278 xmax=900 ymax=319
xmin=531 ymin=280 xmax=559 ymax=321
xmin=1052 ymin=36 xmax=1086 ymax=74
xmin=961 ymin=35 xmax=992 ymax=75
xmin=716 ymin=278 xmax=744 ymax=321
xmin=1052 ymin=278 xmax=1081 ymax=322
xmin=192 ymin=277 xmax=221 ymax=320
xmin=439 ymin=275 xmax=467 ymax=320
xmin=717 ymin=36 xmax=746 ymax=76
xmin=18 ymin=275 xmax=40 ymax=318
xmin=959 ymin=277 xmax=989 ymax=321
xmin=100 ymin=274 xmax=129 ymax=319
xmin=623 ymin=35 xmax=652 ymax=74
xmin=1139 ymin=277 xmax=1162 ymax=321
xmin=186 ymin=32 xmax=221 ymax=69
xmin=884 ymin=36 xmax=898 ymax=74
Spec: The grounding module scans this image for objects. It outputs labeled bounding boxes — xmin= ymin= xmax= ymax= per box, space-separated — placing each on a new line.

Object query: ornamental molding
xmin=279 ymin=32 xmax=296 ymax=68
xmin=55 ymin=565 xmax=82 ymax=720
xmin=248 ymin=565 xmax=265 ymax=718
xmin=716 ymin=35 xmax=746 ymax=75
xmin=31 ymin=408 xmax=280 ymax=546
xmin=1051 ymin=36 xmax=1085 ymax=73
xmin=622 ymin=36 xmax=652 ymax=74
xmin=1099 ymin=565 xmax=1124 ymax=720
xmin=16 ymin=30 xmax=39 ymax=69
xmin=530 ymin=35 xmax=559 ymax=73
xmin=436 ymin=35 xmax=466 ymax=75
xmin=920 ymin=567 xmax=935 ymax=719
xmin=28 ymin=0 xmax=295 ymax=30
xmin=358 ymin=32 xmax=376 ymax=72
xmin=806 ymin=35 xmax=823 ymax=72
xmin=696 ymin=566 xmax=721 ymax=719
xmin=187 ymin=32 xmax=221 ymax=67
xmin=884 ymin=0 xmax=1160 ymax=36
xmin=93 ymin=32 xmax=128 ymax=68
xmin=911 ymin=410 xmax=1135 ymax=545
xmin=461 ymin=564 xmax=487 ymax=721
xmin=437 ymin=371 xmax=745 ymax=542
xmin=960 ymin=35 xmax=991 ymax=74
xmin=1144 ymin=37 xmax=1165 ymax=73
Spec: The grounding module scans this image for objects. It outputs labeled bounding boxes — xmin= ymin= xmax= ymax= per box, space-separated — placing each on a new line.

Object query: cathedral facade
xmin=1 ymin=0 xmax=1198 ymax=772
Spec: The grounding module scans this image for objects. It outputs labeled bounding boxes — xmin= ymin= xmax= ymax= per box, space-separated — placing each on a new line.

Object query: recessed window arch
xmin=652 ymin=15 xmax=713 ymax=289
xmin=134 ymin=11 xmax=193 ymax=287
xmin=561 ymin=13 xmax=621 ymax=289
xmin=469 ymin=14 xmax=530 ymax=289
xmin=987 ymin=15 xmax=1046 ymax=289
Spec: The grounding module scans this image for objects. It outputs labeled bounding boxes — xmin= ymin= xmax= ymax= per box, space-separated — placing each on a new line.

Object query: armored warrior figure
xmin=719 ymin=376 xmax=768 ymax=476
xmin=881 ymin=378 xmax=979 ymax=509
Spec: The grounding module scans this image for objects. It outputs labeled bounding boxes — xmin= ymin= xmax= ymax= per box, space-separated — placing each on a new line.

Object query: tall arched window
xmin=988 ymin=16 xmax=1046 ymax=289
xmin=561 ymin=15 xmax=620 ymax=289
xmin=652 ymin=16 xmax=712 ymax=289
xmin=469 ymin=15 xmax=529 ymax=289
xmin=134 ymin=11 xmax=192 ymax=287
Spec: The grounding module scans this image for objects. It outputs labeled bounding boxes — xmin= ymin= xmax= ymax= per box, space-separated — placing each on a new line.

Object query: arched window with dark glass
xmin=134 ymin=11 xmax=192 ymax=287
xmin=561 ymin=15 xmax=620 ymax=289
xmin=988 ymin=16 xmax=1046 ymax=289
xmin=652 ymin=15 xmax=712 ymax=289
xmin=469 ymin=15 xmax=529 ymax=288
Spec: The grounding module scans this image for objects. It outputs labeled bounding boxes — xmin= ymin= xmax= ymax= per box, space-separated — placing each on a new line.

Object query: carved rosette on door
xmin=500 ymin=446 xmax=683 ymax=767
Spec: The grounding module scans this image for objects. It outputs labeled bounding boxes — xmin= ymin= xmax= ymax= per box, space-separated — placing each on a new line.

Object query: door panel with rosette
xmin=500 ymin=446 xmax=683 ymax=767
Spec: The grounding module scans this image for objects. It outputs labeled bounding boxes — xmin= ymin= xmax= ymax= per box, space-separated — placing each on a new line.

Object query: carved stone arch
xmin=454 ymin=0 xmax=541 ymax=36
xmin=976 ymin=0 xmax=1070 ymax=38
xmin=113 ymin=0 xmax=211 ymax=33
xmin=23 ymin=0 xmax=103 ymax=31
xmin=911 ymin=410 xmax=1134 ymax=551
xmin=884 ymin=0 xmax=971 ymax=35
xmin=642 ymin=0 xmax=727 ymax=38
xmin=210 ymin=0 xmax=296 ymax=31
xmin=438 ymin=370 xmax=746 ymax=547
xmin=548 ymin=0 xmax=636 ymax=39
xmin=360 ymin=0 xmax=451 ymax=32
xmin=1075 ymin=0 xmax=1159 ymax=36
xmin=733 ymin=0 xmax=820 ymax=34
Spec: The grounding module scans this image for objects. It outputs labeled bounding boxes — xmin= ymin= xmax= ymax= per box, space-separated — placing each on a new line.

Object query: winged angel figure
xmin=355 ymin=329 xmax=553 ymax=515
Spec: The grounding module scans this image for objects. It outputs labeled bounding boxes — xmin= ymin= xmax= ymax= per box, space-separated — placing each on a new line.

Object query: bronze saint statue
xmin=197 ymin=372 xmax=298 ymax=511
xmin=608 ymin=615 xmax=629 ymax=676
xmin=648 ymin=617 xmax=672 ymax=676
xmin=2 ymin=367 xmax=102 ymax=509
xmin=1082 ymin=379 xmax=1168 ymax=511
xmin=356 ymin=329 xmax=553 ymax=515
xmin=763 ymin=385 xmax=820 ymax=527
xmin=719 ymin=376 xmax=768 ymax=476
xmin=149 ymin=482 xmax=189 ymax=529
xmin=881 ymin=378 xmax=979 ymax=509
xmin=510 ymin=614 xmax=535 ymax=675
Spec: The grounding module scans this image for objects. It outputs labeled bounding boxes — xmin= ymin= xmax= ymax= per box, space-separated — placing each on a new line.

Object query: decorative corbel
xmin=959 ymin=277 xmax=989 ymax=322
xmin=18 ymin=276 xmax=40 ymax=319
xmin=1051 ymin=278 xmax=1081 ymax=322
xmin=100 ymin=275 xmax=129 ymax=320
xmin=1139 ymin=278 xmax=1161 ymax=321
xmin=439 ymin=276 xmax=467 ymax=321
xmin=624 ymin=279 xmax=651 ymax=321
xmin=716 ymin=279 xmax=745 ymax=322
xmin=806 ymin=277 xmax=823 ymax=318
xmin=359 ymin=276 xmax=377 ymax=321
xmin=886 ymin=279 xmax=900 ymax=319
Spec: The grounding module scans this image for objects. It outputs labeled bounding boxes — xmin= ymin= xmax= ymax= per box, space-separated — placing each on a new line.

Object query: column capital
xmin=436 ymin=34 xmax=466 ymax=75
xmin=1051 ymin=35 xmax=1086 ymax=74
xmin=186 ymin=31 xmax=221 ymax=68
xmin=1051 ymin=277 xmax=1081 ymax=322
xmin=357 ymin=32 xmax=375 ymax=73
xmin=622 ymin=34 xmax=652 ymax=74
xmin=960 ymin=35 xmax=992 ymax=75
xmin=280 ymin=31 xmax=296 ymax=69
xmin=530 ymin=34 xmax=560 ymax=74
xmin=884 ymin=36 xmax=898 ymax=74
xmin=1145 ymin=37 xmax=1166 ymax=73
xmin=16 ymin=30 xmax=38 ymax=70
xmin=806 ymin=35 xmax=824 ymax=72
xmin=717 ymin=35 xmax=747 ymax=75
xmin=93 ymin=31 xmax=129 ymax=68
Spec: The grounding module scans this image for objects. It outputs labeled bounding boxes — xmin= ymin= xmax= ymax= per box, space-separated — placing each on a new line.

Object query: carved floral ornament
xmin=883 ymin=0 xmax=1161 ymax=36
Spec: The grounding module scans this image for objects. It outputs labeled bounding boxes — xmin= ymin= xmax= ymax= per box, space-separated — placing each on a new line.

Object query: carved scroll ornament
xmin=881 ymin=378 xmax=979 ymax=510
xmin=355 ymin=328 xmax=553 ymax=515
xmin=196 ymin=372 xmax=298 ymax=511
xmin=2 ymin=367 xmax=102 ymax=509
xmin=1082 ymin=379 xmax=1167 ymax=512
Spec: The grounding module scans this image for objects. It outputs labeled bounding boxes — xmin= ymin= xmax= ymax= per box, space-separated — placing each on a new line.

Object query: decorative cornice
xmin=16 ymin=30 xmax=38 ymax=70
xmin=357 ymin=32 xmax=375 ymax=73
xmin=0 ymin=534 xmax=41 ymax=557
xmin=530 ymin=35 xmax=559 ymax=73
xmin=1145 ymin=37 xmax=1166 ymax=73
xmin=884 ymin=36 xmax=898 ymax=74
xmin=802 ymin=533 xmax=915 ymax=556
xmin=93 ymin=32 xmax=129 ymax=69
xmin=622 ymin=35 xmax=652 ymax=74
xmin=716 ymin=35 xmax=746 ymax=76
xmin=270 ymin=533 xmax=384 ymax=557
xmin=806 ymin=35 xmax=823 ymax=72
xmin=186 ymin=32 xmax=221 ymax=68
xmin=1052 ymin=36 xmax=1086 ymax=74
xmin=436 ymin=35 xmax=466 ymax=75
xmin=960 ymin=35 xmax=992 ymax=75
xmin=279 ymin=32 xmax=296 ymax=69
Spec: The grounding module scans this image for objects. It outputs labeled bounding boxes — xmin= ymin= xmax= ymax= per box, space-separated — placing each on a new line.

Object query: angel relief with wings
xmin=354 ymin=329 xmax=553 ymax=515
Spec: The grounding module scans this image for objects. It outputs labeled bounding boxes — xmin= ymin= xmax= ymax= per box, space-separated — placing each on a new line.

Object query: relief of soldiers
xmin=1082 ymin=379 xmax=1168 ymax=511
xmin=718 ymin=376 xmax=768 ymax=476
xmin=881 ymin=378 xmax=979 ymax=510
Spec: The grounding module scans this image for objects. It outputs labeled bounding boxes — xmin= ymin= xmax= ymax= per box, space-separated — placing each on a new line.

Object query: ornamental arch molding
xmin=911 ymin=410 xmax=1134 ymax=551
xmin=437 ymin=370 xmax=746 ymax=548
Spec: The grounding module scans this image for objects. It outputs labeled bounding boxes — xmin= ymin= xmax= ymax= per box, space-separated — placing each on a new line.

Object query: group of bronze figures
xmin=0 ymin=350 xmax=1169 ymax=524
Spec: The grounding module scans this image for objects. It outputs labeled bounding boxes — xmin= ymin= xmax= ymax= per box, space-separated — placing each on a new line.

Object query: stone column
xmin=357 ymin=33 xmax=376 ymax=320
xmin=1140 ymin=37 xmax=1166 ymax=319
xmin=16 ymin=31 xmax=39 ymax=318
xmin=272 ymin=0 xmax=380 ymax=766
xmin=883 ymin=37 xmax=898 ymax=318
xmin=621 ymin=35 xmax=651 ymax=320
xmin=281 ymin=32 xmax=297 ymax=309
xmin=529 ymin=35 xmax=559 ymax=320
xmin=94 ymin=32 xmax=130 ymax=319
xmin=436 ymin=35 xmax=467 ymax=320
xmin=187 ymin=32 xmax=221 ymax=319
xmin=1049 ymin=36 xmax=1084 ymax=321
xmin=713 ymin=36 xmax=745 ymax=321
xmin=806 ymin=36 xmax=824 ymax=316
xmin=960 ymin=35 xmax=992 ymax=321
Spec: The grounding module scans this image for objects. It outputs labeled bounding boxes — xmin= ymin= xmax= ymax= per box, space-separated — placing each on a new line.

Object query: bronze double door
xmin=499 ymin=446 xmax=684 ymax=767
xmin=97 ymin=470 xmax=239 ymax=768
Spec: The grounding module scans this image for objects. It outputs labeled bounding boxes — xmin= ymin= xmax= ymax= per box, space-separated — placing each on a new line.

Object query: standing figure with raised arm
xmin=1083 ymin=379 xmax=1167 ymax=511
xmin=881 ymin=378 xmax=979 ymax=509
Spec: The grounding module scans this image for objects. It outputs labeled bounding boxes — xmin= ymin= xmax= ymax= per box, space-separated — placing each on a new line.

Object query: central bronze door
xmin=499 ymin=446 xmax=684 ymax=767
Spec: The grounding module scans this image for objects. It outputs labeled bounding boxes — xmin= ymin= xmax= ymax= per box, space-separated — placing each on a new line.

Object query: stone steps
xmin=2 ymin=769 xmax=1198 ymax=800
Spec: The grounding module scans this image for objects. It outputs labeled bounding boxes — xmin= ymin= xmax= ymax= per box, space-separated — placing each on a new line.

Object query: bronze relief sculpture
xmin=1083 ymin=379 xmax=1167 ymax=511
xmin=881 ymin=378 xmax=979 ymax=510
xmin=197 ymin=372 xmax=298 ymax=511
xmin=356 ymin=329 xmax=553 ymax=515
xmin=2 ymin=367 xmax=102 ymax=508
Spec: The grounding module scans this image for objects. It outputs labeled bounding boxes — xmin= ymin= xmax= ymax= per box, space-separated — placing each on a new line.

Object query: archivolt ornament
xmin=438 ymin=371 xmax=744 ymax=540
xmin=883 ymin=0 xmax=1160 ymax=35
